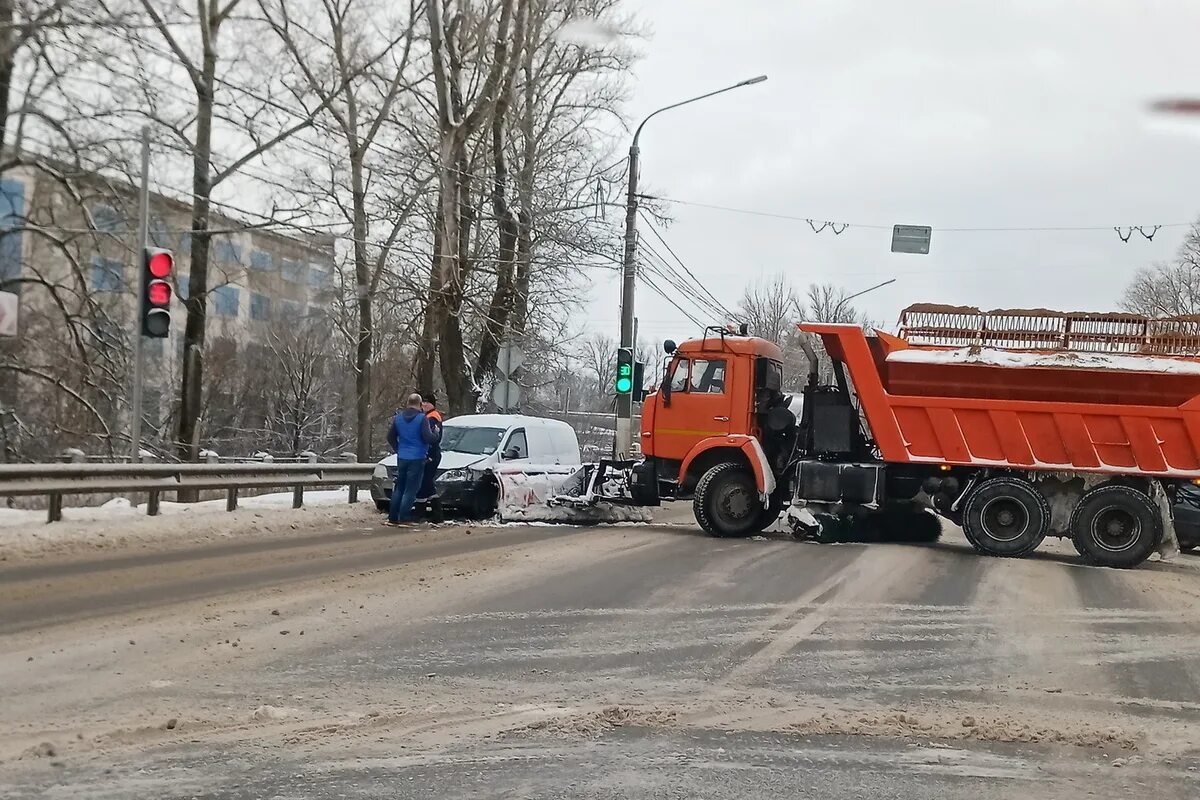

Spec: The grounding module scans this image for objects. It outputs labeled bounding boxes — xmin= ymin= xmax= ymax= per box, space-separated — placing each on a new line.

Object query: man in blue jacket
xmin=386 ymin=393 xmax=440 ymax=526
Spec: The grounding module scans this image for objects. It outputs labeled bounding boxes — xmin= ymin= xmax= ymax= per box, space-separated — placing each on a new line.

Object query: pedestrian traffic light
xmin=615 ymin=347 xmax=634 ymax=395
xmin=632 ymin=360 xmax=646 ymax=401
xmin=141 ymin=247 xmax=173 ymax=338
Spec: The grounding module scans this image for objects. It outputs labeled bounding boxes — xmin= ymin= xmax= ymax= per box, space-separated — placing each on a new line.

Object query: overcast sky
xmin=583 ymin=0 xmax=1200 ymax=343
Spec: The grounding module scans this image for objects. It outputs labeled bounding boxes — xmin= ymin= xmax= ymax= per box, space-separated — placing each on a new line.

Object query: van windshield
xmin=441 ymin=425 xmax=506 ymax=455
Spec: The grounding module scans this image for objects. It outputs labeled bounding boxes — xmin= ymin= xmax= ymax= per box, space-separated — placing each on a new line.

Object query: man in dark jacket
xmin=417 ymin=391 xmax=443 ymax=503
xmin=386 ymin=393 xmax=440 ymax=525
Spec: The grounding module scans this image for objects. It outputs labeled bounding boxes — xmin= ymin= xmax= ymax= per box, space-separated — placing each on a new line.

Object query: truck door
xmin=651 ymin=356 xmax=732 ymax=462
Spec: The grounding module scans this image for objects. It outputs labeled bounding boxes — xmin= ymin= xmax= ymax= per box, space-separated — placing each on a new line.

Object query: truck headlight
xmin=373 ymin=464 xmax=387 ymax=480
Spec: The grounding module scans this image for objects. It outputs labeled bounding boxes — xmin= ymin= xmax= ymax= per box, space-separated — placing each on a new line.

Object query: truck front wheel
xmin=694 ymin=462 xmax=763 ymax=538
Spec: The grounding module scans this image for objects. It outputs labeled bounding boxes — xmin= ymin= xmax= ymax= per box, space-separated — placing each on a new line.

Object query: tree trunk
xmin=177 ymin=49 xmax=218 ymax=465
xmin=0 ymin=0 xmax=14 ymax=152
xmin=350 ymin=150 xmax=373 ymax=460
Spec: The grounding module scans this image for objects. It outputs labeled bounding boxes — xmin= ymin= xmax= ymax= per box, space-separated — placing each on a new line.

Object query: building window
xmin=281 ymin=259 xmax=306 ymax=283
xmin=307 ymin=266 xmax=328 ymax=288
xmin=278 ymin=299 xmax=303 ymax=318
xmin=214 ymin=238 xmax=242 ymax=265
xmin=176 ymin=274 xmax=189 ymax=300
xmin=250 ymin=292 xmax=270 ymax=320
xmin=212 ymin=285 xmax=239 ymax=317
xmin=92 ymin=204 xmax=123 ymax=233
xmin=250 ymin=249 xmax=273 ymax=271
xmin=91 ymin=256 xmax=125 ymax=292
xmin=0 ymin=178 xmax=24 ymax=285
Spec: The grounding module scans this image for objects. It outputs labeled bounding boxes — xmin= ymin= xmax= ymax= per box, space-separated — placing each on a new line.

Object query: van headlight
xmin=373 ymin=464 xmax=387 ymax=480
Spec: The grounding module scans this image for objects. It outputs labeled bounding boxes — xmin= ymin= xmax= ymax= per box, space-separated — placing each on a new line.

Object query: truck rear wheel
xmin=1069 ymin=484 xmax=1161 ymax=568
xmin=693 ymin=462 xmax=763 ymax=538
xmin=962 ymin=477 xmax=1048 ymax=557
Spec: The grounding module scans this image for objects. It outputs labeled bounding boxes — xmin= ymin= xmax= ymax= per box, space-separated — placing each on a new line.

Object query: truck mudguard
xmin=680 ymin=434 xmax=777 ymax=501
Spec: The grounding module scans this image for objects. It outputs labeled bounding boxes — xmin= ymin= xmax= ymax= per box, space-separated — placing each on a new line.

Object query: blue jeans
xmin=389 ymin=458 xmax=425 ymax=522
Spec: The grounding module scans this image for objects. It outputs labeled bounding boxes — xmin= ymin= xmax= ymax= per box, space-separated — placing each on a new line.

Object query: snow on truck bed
xmin=887 ymin=346 xmax=1200 ymax=375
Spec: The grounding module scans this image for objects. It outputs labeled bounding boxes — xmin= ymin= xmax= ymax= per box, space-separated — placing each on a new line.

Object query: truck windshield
xmin=441 ymin=426 xmax=506 ymax=455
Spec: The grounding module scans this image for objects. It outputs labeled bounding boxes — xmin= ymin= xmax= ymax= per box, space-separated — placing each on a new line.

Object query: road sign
xmin=891 ymin=224 xmax=932 ymax=255
xmin=497 ymin=343 xmax=523 ymax=377
xmin=492 ymin=380 xmax=520 ymax=411
xmin=0 ymin=291 xmax=17 ymax=337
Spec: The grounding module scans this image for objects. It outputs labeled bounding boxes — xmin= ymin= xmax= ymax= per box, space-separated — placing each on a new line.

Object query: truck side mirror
xmin=661 ymin=356 xmax=673 ymax=407
xmin=663 ymin=339 xmax=677 ymax=354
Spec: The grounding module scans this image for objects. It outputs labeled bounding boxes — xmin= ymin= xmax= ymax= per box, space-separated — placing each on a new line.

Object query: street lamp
xmin=831 ymin=278 xmax=896 ymax=322
xmin=614 ymin=74 xmax=768 ymax=458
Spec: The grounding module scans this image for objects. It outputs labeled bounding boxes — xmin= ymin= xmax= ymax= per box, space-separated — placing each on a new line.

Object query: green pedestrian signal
xmin=615 ymin=347 xmax=634 ymax=394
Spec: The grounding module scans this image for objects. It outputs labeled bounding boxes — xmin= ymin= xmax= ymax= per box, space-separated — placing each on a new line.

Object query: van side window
xmin=690 ymin=359 xmax=727 ymax=393
xmin=668 ymin=358 xmax=689 ymax=392
xmin=504 ymin=429 xmax=528 ymax=459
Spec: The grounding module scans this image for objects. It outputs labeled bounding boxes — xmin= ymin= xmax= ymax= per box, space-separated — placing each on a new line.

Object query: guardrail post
xmin=343 ymin=452 xmax=359 ymax=503
xmin=292 ymin=484 xmax=303 ymax=509
xmin=47 ymin=492 xmax=62 ymax=523
xmin=147 ymin=490 xmax=160 ymax=516
xmin=226 ymin=487 xmax=238 ymax=512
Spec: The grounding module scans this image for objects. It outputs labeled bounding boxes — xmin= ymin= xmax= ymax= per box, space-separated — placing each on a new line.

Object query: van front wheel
xmin=694 ymin=462 xmax=763 ymax=538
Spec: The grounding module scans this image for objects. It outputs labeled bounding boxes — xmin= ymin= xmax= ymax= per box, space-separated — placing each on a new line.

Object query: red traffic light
xmin=147 ymin=281 xmax=171 ymax=306
xmin=148 ymin=251 xmax=173 ymax=278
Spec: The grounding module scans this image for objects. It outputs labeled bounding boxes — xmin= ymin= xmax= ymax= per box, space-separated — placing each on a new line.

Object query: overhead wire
xmin=637 ymin=211 xmax=737 ymax=318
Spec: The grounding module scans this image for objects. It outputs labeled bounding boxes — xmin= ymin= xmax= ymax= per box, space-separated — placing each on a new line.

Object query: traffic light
xmin=632 ymin=360 xmax=646 ymax=401
xmin=615 ymin=347 xmax=634 ymax=395
xmin=140 ymin=247 xmax=173 ymax=338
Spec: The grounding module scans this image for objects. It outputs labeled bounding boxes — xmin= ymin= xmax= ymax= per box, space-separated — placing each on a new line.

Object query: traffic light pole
xmin=129 ymin=127 xmax=150 ymax=462
xmin=615 ymin=144 xmax=639 ymax=459
xmin=613 ymin=76 xmax=767 ymax=459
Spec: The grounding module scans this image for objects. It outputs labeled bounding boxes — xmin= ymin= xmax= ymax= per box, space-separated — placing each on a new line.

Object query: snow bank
xmin=0 ymin=488 xmax=377 ymax=561
xmin=887 ymin=346 xmax=1200 ymax=375
xmin=0 ymin=487 xmax=361 ymax=529
xmin=494 ymin=465 xmax=652 ymax=524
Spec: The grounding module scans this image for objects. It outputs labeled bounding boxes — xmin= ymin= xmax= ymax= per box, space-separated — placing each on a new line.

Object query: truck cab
xmin=633 ymin=328 xmax=793 ymax=533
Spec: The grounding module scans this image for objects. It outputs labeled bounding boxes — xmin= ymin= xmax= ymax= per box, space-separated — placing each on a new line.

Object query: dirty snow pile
xmin=495 ymin=465 xmax=652 ymax=524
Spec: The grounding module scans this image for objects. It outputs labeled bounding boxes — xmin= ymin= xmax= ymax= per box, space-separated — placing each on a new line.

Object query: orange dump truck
xmin=619 ymin=307 xmax=1200 ymax=568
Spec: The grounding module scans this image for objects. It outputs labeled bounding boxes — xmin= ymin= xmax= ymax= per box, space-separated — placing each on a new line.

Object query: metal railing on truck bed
xmin=0 ymin=462 xmax=376 ymax=523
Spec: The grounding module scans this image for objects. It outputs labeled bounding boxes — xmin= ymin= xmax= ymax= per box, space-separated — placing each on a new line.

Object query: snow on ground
xmin=0 ymin=488 xmax=379 ymax=562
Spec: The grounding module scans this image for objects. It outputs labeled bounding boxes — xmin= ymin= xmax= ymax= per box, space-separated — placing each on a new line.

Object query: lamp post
xmin=614 ymin=74 xmax=768 ymax=458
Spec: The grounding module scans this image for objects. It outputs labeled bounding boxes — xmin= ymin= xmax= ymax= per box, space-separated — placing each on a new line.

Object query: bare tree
xmin=116 ymin=0 xmax=364 ymax=462
xmin=259 ymin=0 xmax=427 ymax=460
xmin=738 ymin=274 xmax=800 ymax=344
xmin=419 ymin=0 xmax=523 ymax=413
xmin=1121 ymin=221 xmax=1200 ymax=317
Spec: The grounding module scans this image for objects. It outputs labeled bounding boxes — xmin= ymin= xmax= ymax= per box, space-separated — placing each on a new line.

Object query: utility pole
xmin=615 ymin=75 xmax=767 ymax=458
xmin=129 ymin=127 xmax=150 ymax=461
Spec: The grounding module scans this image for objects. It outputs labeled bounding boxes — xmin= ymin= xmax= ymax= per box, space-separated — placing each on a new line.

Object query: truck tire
xmin=962 ymin=477 xmax=1049 ymax=557
xmin=1069 ymin=484 xmax=1161 ymax=568
xmin=873 ymin=504 xmax=943 ymax=544
xmin=693 ymin=462 xmax=763 ymax=538
xmin=752 ymin=492 xmax=788 ymax=533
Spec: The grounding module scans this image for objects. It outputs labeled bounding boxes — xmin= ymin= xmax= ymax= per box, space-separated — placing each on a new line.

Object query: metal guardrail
xmin=0 ymin=462 xmax=376 ymax=522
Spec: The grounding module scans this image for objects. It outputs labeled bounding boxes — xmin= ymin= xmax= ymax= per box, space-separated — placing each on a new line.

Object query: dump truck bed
xmin=801 ymin=307 xmax=1200 ymax=478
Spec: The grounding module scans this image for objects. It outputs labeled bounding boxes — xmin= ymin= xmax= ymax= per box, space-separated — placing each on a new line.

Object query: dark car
xmin=1174 ymin=484 xmax=1200 ymax=553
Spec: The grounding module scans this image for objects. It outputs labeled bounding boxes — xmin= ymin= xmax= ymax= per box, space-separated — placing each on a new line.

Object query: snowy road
xmin=3 ymin=510 xmax=1200 ymax=798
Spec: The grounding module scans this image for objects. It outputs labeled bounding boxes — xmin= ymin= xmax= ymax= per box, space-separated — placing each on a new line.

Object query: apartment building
xmin=0 ymin=162 xmax=340 ymax=458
